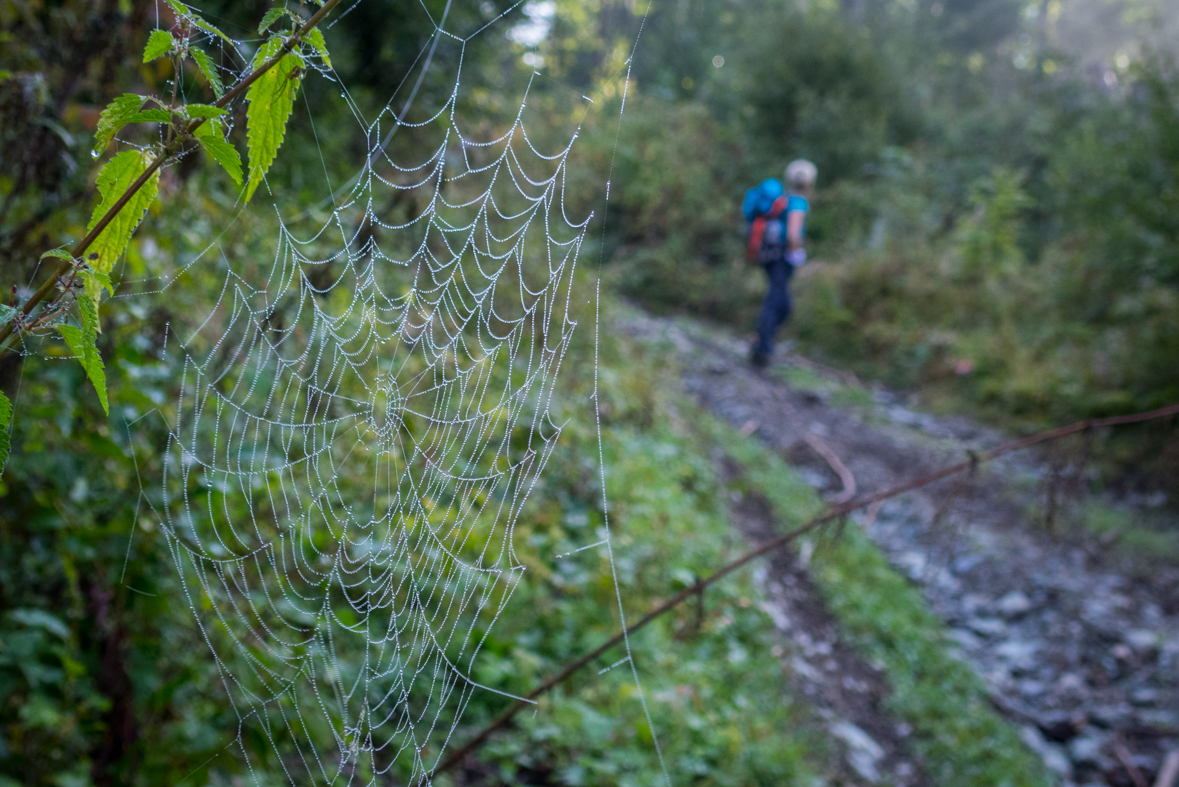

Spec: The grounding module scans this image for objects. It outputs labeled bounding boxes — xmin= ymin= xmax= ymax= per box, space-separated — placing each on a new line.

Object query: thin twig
xmin=0 ymin=0 xmax=346 ymax=355
xmin=432 ymin=400 xmax=1179 ymax=777
xmin=1115 ymin=736 xmax=1149 ymax=787
xmin=1155 ymin=749 xmax=1179 ymax=787
xmin=803 ymin=432 xmax=856 ymax=503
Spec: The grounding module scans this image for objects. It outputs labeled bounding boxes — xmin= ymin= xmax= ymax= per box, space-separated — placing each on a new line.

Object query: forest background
xmin=1 ymin=0 xmax=1178 ymax=784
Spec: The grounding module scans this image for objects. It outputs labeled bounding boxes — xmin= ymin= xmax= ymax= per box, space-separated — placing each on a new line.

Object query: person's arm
xmin=786 ymin=210 xmax=806 ymax=250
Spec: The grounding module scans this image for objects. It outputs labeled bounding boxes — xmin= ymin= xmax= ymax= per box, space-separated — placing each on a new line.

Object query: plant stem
xmin=0 ymin=0 xmax=345 ymax=356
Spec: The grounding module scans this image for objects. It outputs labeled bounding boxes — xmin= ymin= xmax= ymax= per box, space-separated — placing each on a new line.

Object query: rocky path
xmin=621 ymin=308 xmax=1179 ymax=787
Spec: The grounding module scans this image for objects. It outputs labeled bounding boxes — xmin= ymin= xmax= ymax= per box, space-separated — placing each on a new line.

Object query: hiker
xmin=743 ymin=159 xmax=816 ymax=368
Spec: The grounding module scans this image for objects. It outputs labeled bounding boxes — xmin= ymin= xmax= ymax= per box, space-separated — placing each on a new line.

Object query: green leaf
xmin=130 ymin=109 xmax=173 ymax=123
xmin=85 ymin=150 xmax=161 ymax=278
xmin=82 ymin=269 xmax=115 ymax=298
xmin=57 ymin=293 xmax=108 ymax=415
xmin=143 ymin=29 xmax=176 ymax=62
xmin=185 ymin=103 xmax=228 ymax=118
xmin=0 ymin=304 xmax=16 ymax=327
xmin=245 ymin=38 xmax=303 ymax=202
xmin=0 ymin=390 xmax=10 ymax=473
xmin=40 ymin=248 xmax=76 ymax=263
xmin=196 ymin=124 xmax=243 ymax=186
xmin=165 ymin=0 xmax=234 ymax=44
xmin=93 ymin=94 xmax=147 ymax=155
xmin=257 ymin=7 xmax=292 ymax=33
xmin=305 ymin=28 xmax=331 ymax=68
xmin=189 ymin=48 xmax=225 ymax=98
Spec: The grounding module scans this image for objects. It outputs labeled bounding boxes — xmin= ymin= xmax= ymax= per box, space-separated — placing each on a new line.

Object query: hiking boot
xmin=750 ymin=347 xmax=770 ymax=368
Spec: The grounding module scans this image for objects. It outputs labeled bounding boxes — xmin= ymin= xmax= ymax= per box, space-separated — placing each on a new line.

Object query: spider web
xmin=130 ymin=4 xmax=655 ymax=784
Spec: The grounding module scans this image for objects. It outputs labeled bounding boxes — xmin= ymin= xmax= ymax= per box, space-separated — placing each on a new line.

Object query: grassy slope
xmin=706 ymin=416 xmax=1052 ymax=787
xmin=462 ymin=295 xmax=1049 ymax=787
xmin=449 ymin=302 xmax=822 ymax=785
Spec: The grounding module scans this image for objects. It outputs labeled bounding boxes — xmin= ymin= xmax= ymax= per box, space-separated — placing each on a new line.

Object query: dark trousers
xmin=755 ymin=259 xmax=794 ymax=356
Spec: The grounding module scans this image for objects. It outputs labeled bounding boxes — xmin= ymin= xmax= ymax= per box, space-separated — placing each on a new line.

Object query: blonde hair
xmin=785 ymin=159 xmax=817 ymax=192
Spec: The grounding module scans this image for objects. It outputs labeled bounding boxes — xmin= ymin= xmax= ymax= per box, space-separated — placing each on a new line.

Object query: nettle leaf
xmin=305 ymin=28 xmax=331 ymax=68
xmin=0 ymin=390 xmax=10 ymax=472
xmin=144 ymin=29 xmax=176 ymax=62
xmin=85 ymin=150 xmax=161 ymax=279
xmin=130 ymin=109 xmax=173 ymax=123
xmin=165 ymin=0 xmax=234 ymax=44
xmin=186 ymin=103 xmax=228 ymax=118
xmin=195 ymin=121 xmax=243 ymax=186
xmin=58 ymin=292 xmax=108 ymax=415
xmin=40 ymin=248 xmax=76 ymax=263
xmin=190 ymin=47 xmax=225 ymax=98
xmin=257 ymin=7 xmax=293 ymax=33
xmin=83 ymin=269 xmax=115 ymax=297
xmin=245 ymin=38 xmax=303 ymax=202
xmin=93 ymin=94 xmax=147 ymax=155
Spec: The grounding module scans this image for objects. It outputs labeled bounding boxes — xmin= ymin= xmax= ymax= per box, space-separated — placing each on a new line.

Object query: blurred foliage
xmin=546 ymin=0 xmax=1179 ymax=454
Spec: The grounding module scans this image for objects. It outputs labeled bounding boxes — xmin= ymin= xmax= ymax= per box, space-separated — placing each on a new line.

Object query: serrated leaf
xmin=196 ymin=127 xmax=243 ymax=186
xmin=143 ymin=29 xmax=176 ymax=62
xmin=40 ymin=248 xmax=76 ymax=263
xmin=165 ymin=0 xmax=234 ymax=44
xmin=257 ymin=7 xmax=291 ymax=33
xmin=189 ymin=47 xmax=225 ymax=98
xmin=245 ymin=38 xmax=303 ymax=202
xmin=85 ymin=150 xmax=161 ymax=279
xmin=0 ymin=304 xmax=16 ymax=327
xmin=83 ymin=269 xmax=115 ymax=297
xmin=186 ymin=103 xmax=228 ymax=118
xmin=192 ymin=118 xmax=219 ymax=139
xmin=305 ymin=28 xmax=331 ymax=68
xmin=57 ymin=292 xmax=108 ymax=415
xmin=0 ymin=390 xmax=10 ymax=472
xmin=57 ymin=325 xmax=107 ymax=413
xmin=130 ymin=109 xmax=173 ymax=123
xmin=93 ymin=94 xmax=147 ymax=155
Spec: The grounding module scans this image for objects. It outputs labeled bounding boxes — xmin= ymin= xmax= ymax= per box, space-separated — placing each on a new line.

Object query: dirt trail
xmin=621 ymin=307 xmax=1179 ymax=787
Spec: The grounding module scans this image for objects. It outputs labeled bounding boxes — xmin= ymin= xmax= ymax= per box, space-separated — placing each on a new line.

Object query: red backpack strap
xmin=747 ymin=216 xmax=767 ymax=260
xmin=747 ymin=195 xmax=790 ymax=261
xmin=765 ymin=195 xmax=788 ymax=219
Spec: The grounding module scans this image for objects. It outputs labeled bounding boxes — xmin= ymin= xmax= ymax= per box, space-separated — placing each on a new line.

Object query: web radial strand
xmin=156 ymin=52 xmax=589 ymax=782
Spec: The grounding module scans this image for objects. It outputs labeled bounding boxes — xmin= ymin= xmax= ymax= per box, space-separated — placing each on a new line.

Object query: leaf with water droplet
xmin=245 ymin=37 xmax=303 ymax=202
xmin=92 ymin=94 xmax=148 ymax=155
xmin=143 ymin=29 xmax=176 ymax=63
xmin=190 ymin=47 xmax=225 ymax=98
xmin=84 ymin=150 xmax=161 ymax=286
